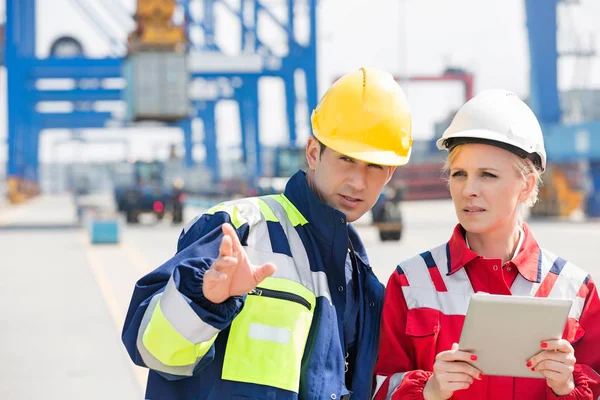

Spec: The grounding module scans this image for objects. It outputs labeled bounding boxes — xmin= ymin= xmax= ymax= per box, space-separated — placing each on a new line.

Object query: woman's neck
xmin=465 ymin=223 xmax=521 ymax=265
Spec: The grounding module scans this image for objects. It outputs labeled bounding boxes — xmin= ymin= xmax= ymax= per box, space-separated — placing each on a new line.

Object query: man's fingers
xmin=213 ymin=256 xmax=239 ymax=272
xmin=222 ymin=223 xmax=244 ymax=253
xmin=219 ymin=229 xmax=233 ymax=258
xmin=254 ymin=262 xmax=277 ymax=284
xmin=204 ymin=268 xmax=227 ymax=283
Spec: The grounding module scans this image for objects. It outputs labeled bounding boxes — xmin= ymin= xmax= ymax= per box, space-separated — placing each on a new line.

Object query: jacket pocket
xmin=222 ymin=277 xmax=316 ymax=394
xmin=405 ymin=308 xmax=440 ymax=368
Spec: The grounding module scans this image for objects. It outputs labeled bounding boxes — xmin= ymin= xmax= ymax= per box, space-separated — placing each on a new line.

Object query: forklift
xmin=371 ymin=187 xmax=404 ymax=241
xmin=113 ymin=160 xmax=185 ymax=224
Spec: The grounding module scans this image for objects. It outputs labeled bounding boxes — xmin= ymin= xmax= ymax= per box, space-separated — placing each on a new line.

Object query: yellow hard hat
xmin=311 ymin=67 xmax=413 ymax=166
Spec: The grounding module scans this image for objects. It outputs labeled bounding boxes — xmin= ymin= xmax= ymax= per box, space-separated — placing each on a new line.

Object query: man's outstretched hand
xmin=203 ymin=223 xmax=277 ymax=304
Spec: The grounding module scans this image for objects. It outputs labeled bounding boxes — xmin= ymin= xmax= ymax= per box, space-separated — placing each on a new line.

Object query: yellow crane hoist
xmin=129 ymin=0 xmax=186 ymax=52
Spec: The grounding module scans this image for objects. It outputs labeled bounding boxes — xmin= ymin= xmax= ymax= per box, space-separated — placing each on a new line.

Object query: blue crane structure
xmin=3 ymin=0 xmax=318 ymax=199
xmin=525 ymin=0 xmax=600 ymax=163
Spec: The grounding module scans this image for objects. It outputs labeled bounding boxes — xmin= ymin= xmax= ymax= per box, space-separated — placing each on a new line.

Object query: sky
xmin=1 ymin=0 xmax=600 ymax=168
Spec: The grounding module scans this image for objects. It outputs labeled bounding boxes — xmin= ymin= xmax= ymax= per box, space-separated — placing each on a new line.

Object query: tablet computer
xmin=458 ymin=293 xmax=572 ymax=378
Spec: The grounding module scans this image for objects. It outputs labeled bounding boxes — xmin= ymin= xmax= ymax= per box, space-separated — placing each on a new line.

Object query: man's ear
xmin=385 ymin=166 xmax=397 ymax=184
xmin=306 ymin=136 xmax=321 ymax=170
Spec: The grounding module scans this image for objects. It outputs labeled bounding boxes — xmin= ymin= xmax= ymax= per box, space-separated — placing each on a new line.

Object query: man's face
xmin=306 ymin=137 xmax=396 ymax=223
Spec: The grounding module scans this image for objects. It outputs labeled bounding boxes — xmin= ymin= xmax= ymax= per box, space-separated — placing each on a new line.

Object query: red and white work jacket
xmin=374 ymin=223 xmax=600 ymax=400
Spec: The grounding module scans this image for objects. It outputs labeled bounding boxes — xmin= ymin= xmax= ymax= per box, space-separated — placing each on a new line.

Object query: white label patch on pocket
xmin=248 ymin=323 xmax=291 ymax=345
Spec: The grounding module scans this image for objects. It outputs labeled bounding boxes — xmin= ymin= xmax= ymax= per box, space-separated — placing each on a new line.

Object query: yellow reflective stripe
xmin=222 ymin=277 xmax=315 ymax=393
xmin=142 ymin=299 xmax=217 ymax=367
xmin=205 ymin=203 xmax=225 ymax=215
xmin=258 ymin=198 xmax=279 ymax=222
xmin=267 ymin=194 xmax=308 ymax=226
xmin=195 ymin=336 xmax=217 ymax=358
xmin=205 ymin=203 xmax=247 ymax=229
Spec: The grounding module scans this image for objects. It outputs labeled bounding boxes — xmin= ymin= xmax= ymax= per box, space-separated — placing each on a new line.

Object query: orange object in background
xmin=129 ymin=0 xmax=186 ymax=52
xmin=6 ymin=177 xmax=41 ymax=205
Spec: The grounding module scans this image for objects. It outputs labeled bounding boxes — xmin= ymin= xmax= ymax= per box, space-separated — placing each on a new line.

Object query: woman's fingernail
xmin=526 ymin=361 xmax=532 ymax=367
xmin=541 ymin=342 xmax=548 ymax=348
xmin=470 ymin=355 xmax=478 ymax=361
xmin=479 ymin=373 xmax=484 ymax=379
xmin=531 ymin=367 xmax=535 ymax=372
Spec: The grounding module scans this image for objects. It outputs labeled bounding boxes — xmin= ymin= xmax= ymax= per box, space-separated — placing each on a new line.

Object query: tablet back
xmin=458 ymin=293 xmax=572 ymax=378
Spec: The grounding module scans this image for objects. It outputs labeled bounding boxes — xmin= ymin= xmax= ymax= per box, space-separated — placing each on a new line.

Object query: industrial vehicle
xmin=112 ymin=160 xmax=185 ymax=224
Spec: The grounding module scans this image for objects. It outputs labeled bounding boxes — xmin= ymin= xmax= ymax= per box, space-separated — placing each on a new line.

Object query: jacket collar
xmin=283 ymin=170 xmax=370 ymax=266
xmin=448 ymin=222 xmax=542 ymax=282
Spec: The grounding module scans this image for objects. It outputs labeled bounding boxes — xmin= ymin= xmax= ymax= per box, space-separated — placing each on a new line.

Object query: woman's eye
xmin=482 ymin=172 xmax=497 ymax=178
xmin=451 ymin=171 xmax=466 ymax=177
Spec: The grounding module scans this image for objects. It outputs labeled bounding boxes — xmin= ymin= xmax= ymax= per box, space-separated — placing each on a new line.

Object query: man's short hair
xmin=317 ymin=139 xmax=327 ymax=156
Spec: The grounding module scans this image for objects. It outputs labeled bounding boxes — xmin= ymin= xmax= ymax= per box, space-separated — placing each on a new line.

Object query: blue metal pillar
xmin=178 ymin=118 xmax=195 ymax=168
xmin=237 ymin=92 xmax=249 ymax=164
xmin=6 ymin=0 xmax=37 ymax=180
xmin=284 ymin=73 xmax=297 ymax=145
xmin=201 ymin=103 xmax=219 ymax=181
xmin=305 ymin=0 xmax=319 ymax=122
xmin=239 ymin=79 xmax=261 ymax=178
xmin=525 ymin=0 xmax=561 ymax=124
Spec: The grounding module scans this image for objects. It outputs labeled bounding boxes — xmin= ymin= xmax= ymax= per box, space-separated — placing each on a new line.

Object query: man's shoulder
xmin=178 ymin=196 xmax=265 ymax=246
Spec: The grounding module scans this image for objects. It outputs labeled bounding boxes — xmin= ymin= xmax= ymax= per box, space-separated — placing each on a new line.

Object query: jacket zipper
xmin=249 ymin=287 xmax=312 ymax=311
xmin=361 ymin=282 xmax=383 ymax=398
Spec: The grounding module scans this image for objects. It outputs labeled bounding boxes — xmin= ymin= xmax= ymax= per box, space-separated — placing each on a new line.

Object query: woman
xmin=373 ymin=89 xmax=600 ymax=400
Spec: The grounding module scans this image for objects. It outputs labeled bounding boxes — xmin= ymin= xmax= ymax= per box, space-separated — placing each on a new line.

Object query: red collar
xmin=447 ymin=223 xmax=542 ymax=282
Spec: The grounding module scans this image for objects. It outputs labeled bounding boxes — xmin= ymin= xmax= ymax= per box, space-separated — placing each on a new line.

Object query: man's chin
xmin=344 ymin=209 xmax=366 ymax=224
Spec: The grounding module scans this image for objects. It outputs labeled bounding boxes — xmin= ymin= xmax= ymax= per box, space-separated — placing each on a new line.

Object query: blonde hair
xmin=443 ymin=145 xmax=543 ymax=207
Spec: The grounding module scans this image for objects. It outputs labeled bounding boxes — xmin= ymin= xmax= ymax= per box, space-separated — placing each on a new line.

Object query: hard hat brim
xmin=436 ymin=128 xmax=528 ymax=152
xmin=316 ymin=135 xmax=412 ymax=166
xmin=436 ymin=128 xmax=546 ymax=172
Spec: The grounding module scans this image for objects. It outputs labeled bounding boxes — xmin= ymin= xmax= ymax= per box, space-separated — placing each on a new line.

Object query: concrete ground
xmin=1 ymin=194 xmax=598 ymax=399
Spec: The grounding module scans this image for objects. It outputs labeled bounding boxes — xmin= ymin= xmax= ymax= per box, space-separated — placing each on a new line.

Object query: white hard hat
xmin=436 ymin=89 xmax=547 ymax=172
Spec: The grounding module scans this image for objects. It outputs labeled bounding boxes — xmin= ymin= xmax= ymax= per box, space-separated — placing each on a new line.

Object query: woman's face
xmin=448 ymin=143 xmax=531 ymax=235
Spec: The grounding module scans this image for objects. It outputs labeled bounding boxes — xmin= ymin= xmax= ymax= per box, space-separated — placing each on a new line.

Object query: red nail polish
xmin=470 ymin=355 xmax=478 ymax=361
xmin=479 ymin=373 xmax=484 ymax=379
xmin=541 ymin=342 xmax=547 ymax=348
xmin=526 ymin=361 xmax=532 ymax=367
xmin=531 ymin=367 xmax=535 ymax=372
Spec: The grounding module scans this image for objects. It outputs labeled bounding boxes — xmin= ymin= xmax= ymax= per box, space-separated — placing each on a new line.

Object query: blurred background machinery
xmin=2 ymin=0 xmax=600 ymax=236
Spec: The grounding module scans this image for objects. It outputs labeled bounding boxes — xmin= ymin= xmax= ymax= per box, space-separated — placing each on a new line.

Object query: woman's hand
xmin=423 ymin=343 xmax=483 ymax=400
xmin=528 ymin=339 xmax=576 ymax=396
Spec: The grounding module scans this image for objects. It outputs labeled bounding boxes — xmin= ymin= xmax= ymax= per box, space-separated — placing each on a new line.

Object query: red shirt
xmin=374 ymin=223 xmax=600 ymax=400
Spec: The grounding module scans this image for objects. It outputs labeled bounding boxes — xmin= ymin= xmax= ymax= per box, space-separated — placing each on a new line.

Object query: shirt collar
xmin=283 ymin=170 xmax=370 ymax=266
xmin=448 ymin=222 xmax=542 ymax=282
xmin=465 ymin=225 xmax=525 ymax=262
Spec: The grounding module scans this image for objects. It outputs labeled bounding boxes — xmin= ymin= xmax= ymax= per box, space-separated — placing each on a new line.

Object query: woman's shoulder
xmin=538 ymin=247 xmax=592 ymax=285
xmin=396 ymin=242 xmax=449 ymax=272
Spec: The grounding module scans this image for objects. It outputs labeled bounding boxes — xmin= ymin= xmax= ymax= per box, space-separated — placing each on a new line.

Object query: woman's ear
xmin=519 ymin=173 xmax=536 ymax=203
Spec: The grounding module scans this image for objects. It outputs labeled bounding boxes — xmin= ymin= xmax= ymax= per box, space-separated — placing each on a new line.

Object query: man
xmin=122 ymin=67 xmax=413 ymax=399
